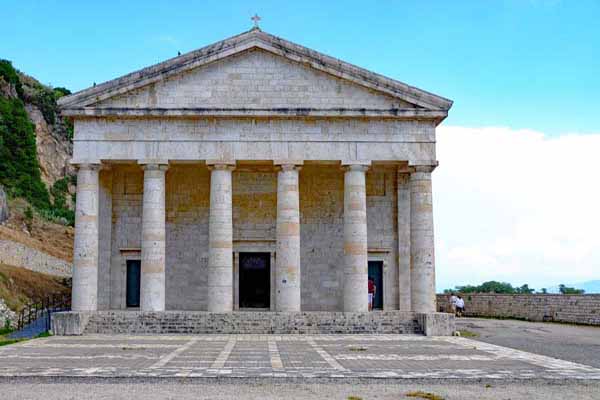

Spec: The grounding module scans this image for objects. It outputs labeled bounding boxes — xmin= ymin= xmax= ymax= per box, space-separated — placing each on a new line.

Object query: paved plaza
xmin=1 ymin=334 xmax=599 ymax=380
xmin=456 ymin=317 xmax=600 ymax=368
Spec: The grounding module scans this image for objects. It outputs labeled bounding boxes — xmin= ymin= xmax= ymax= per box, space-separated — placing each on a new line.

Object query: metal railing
xmin=17 ymin=293 xmax=71 ymax=331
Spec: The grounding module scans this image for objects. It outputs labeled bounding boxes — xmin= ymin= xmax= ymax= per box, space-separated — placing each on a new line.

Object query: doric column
xmin=275 ymin=163 xmax=301 ymax=312
xmin=97 ymin=165 xmax=113 ymax=310
xmin=410 ymin=165 xmax=436 ymax=313
xmin=72 ymin=163 xmax=100 ymax=311
xmin=140 ymin=163 xmax=168 ymax=311
xmin=397 ymin=171 xmax=411 ymax=311
xmin=207 ymin=162 xmax=235 ymax=313
xmin=342 ymin=164 xmax=369 ymax=312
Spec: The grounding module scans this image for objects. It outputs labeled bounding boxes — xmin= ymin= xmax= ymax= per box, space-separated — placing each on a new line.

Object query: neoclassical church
xmin=55 ymin=27 xmax=453 ymax=335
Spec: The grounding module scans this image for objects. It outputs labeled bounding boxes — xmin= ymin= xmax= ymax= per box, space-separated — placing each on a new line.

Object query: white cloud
xmin=434 ymin=126 xmax=600 ymax=291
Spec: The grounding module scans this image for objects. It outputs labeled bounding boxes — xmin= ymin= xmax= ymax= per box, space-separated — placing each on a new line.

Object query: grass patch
xmin=347 ymin=396 xmax=363 ymax=400
xmin=0 ymin=338 xmax=22 ymax=347
xmin=0 ymin=263 xmax=70 ymax=312
xmin=458 ymin=330 xmax=479 ymax=338
xmin=348 ymin=346 xmax=368 ymax=352
xmin=35 ymin=331 xmax=52 ymax=338
xmin=0 ymin=325 xmax=13 ymax=336
xmin=406 ymin=391 xmax=445 ymax=400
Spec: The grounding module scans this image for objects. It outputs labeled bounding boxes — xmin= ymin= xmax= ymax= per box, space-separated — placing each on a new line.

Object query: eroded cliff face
xmin=18 ymin=73 xmax=74 ymax=189
xmin=24 ymin=103 xmax=73 ymax=188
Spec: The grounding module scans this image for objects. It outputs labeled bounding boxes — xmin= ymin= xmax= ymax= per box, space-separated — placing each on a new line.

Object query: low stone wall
xmin=0 ymin=239 xmax=72 ymax=278
xmin=52 ymin=311 xmax=455 ymax=336
xmin=437 ymin=293 xmax=600 ymax=326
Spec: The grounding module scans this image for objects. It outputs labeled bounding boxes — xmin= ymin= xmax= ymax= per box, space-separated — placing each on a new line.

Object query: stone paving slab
xmin=0 ymin=335 xmax=599 ymax=380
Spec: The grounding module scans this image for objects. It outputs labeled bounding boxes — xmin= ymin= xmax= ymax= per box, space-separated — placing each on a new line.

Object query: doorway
xmin=126 ymin=259 xmax=141 ymax=308
xmin=239 ymin=252 xmax=270 ymax=308
xmin=368 ymin=261 xmax=383 ymax=310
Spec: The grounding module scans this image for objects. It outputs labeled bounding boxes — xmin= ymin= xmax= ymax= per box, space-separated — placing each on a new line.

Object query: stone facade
xmin=437 ymin=294 xmax=600 ymax=326
xmin=57 ymin=28 xmax=453 ymax=333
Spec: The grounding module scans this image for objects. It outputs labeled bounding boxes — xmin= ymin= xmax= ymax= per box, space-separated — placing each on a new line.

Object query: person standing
xmin=368 ymin=277 xmax=376 ymax=311
xmin=456 ymin=295 xmax=465 ymax=317
xmin=449 ymin=292 xmax=458 ymax=315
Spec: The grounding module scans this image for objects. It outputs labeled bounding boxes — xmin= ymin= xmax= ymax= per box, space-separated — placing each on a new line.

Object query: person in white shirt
xmin=449 ymin=293 xmax=458 ymax=314
xmin=455 ymin=295 xmax=465 ymax=317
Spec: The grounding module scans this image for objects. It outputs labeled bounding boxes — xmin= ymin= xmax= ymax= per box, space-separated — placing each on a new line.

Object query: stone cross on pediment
xmin=251 ymin=14 xmax=261 ymax=29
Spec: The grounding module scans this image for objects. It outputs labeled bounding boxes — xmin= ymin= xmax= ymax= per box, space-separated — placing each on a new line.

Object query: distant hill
xmin=547 ymin=280 xmax=600 ymax=294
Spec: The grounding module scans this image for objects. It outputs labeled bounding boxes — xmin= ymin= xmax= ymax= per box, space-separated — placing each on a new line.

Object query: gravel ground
xmin=0 ymin=380 xmax=599 ymax=400
xmin=456 ymin=318 xmax=600 ymax=368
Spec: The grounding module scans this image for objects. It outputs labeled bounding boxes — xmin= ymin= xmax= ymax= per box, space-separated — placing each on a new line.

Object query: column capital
xmin=207 ymin=164 xmax=236 ymax=171
xmin=138 ymin=160 xmax=169 ymax=171
xmin=276 ymin=164 xmax=302 ymax=172
xmin=342 ymin=164 xmax=370 ymax=173
xmin=409 ymin=162 xmax=438 ymax=174
xmin=71 ymin=162 xmax=102 ymax=171
xmin=206 ymin=160 xmax=236 ymax=171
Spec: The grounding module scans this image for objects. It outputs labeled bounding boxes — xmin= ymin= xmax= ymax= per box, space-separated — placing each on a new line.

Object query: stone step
xmin=83 ymin=311 xmax=422 ymax=335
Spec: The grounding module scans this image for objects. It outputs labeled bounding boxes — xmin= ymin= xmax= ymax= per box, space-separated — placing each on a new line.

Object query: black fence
xmin=17 ymin=293 xmax=71 ymax=331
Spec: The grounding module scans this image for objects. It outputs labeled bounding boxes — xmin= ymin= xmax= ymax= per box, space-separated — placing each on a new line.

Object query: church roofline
xmin=58 ymin=28 xmax=453 ymax=113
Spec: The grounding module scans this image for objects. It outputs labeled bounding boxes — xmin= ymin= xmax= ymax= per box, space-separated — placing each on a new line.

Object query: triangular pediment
xmin=97 ymin=48 xmax=417 ymax=110
xmin=59 ymin=29 xmax=452 ymax=118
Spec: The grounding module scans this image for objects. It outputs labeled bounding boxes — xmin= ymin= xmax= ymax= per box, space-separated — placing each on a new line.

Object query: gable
xmin=98 ymin=48 xmax=416 ymax=110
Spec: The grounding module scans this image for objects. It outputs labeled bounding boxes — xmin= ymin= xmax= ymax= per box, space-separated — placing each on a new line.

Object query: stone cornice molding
xmin=61 ymin=107 xmax=448 ymax=121
xmin=58 ymin=29 xmax=452 ymax=114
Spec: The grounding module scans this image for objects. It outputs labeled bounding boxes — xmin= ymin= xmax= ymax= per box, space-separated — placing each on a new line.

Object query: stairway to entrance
xmin=79 ymin=311 xmax=422 ymax=335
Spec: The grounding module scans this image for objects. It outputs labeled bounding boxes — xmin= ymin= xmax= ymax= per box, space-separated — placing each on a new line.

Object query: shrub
xmin=0 ymin=59 xmax=24 ymax=98
xmin=24 ymin=206 xmax=33 ymax=231
xmin=32 ymin=86 xmax=57 ymax=125
xmin=0 ymin=96 xmax=51 ymax=210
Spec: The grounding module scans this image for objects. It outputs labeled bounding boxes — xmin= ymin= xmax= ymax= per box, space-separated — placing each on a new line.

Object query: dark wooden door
xmin=368 ymin=261 xmax=383 ymax=310
xmin=239 ymin=253 xmax=270 ymax=308
xmin=126 ymin=260 xmax=141 ymax=308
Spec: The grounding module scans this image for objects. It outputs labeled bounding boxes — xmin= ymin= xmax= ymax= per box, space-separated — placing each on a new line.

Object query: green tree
xmin=558 ymin=284 xmax=584 ymax=295
xmin=445 ymin=281 xmax=538 ymax=294
xmin=0 ymin=59 xmax=24 ymax=98
xmin=477 ymin=281 xmax=516 ymax=294
xmin=516 ymin=284 xmax=535 ymax=294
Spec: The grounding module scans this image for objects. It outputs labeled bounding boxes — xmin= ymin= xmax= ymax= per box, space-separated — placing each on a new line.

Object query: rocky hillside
xmin=0 ymin=60 xmax=75 ymax=327
xmin=0 ymin=59 xmax=75 ymax=225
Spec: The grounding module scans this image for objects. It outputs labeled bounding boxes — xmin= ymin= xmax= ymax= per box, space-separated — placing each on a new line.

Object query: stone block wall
xmin=99 ymin=48 xmax=413 ymax=110
xmin=0 ymin=239 xmax=71 ymax=278
xmin=106 ymin=163 xmax=402 ymax=311
xmin=81 ymin=311 xmax=421 ymax=335
xmin=436 ymin=293 xmax=600 ymax=326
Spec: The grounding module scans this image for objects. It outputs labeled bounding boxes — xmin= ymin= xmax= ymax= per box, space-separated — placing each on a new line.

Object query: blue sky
xmin=2 ymin=0 xmax=599 ymax=134
xmin=1 ymin=1 xmax=599 ymax=291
